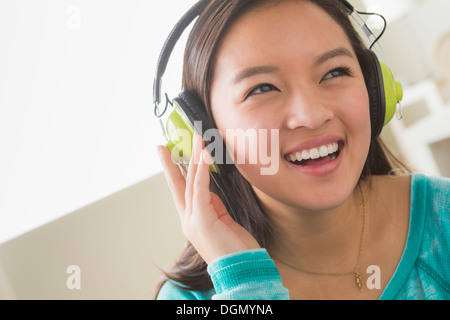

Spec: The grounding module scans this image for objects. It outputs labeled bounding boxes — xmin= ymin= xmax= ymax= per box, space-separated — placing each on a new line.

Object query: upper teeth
xmin=288 ymin=142 xmax=339 ymax=163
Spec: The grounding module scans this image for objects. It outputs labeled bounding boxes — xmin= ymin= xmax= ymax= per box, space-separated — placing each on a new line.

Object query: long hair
xmin=155 ymin=0 xmax=407 ymax=296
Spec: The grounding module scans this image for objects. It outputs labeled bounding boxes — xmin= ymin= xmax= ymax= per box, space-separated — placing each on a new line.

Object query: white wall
xmin=0 ymin=0 xmax=197 ymax=244
xmin=408 ymin=0 xmax=450 ymax=79
xmin=377 ymin=0 xmax=450 ymax=84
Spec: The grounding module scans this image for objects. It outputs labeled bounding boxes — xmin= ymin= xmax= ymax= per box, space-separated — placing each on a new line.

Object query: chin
xmin=294 ymin=187 xmax=353 ymax=212
xmin=252 ymin=173 xmax=357 ymax=214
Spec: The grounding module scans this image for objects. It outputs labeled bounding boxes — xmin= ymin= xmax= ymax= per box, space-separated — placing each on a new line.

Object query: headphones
xmin=153 ymin=0 xmax=404 ymax=175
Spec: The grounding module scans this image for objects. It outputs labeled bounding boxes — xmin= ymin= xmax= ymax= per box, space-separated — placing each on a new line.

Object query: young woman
xmin=155 ymin=0 xmax=450 ymax=300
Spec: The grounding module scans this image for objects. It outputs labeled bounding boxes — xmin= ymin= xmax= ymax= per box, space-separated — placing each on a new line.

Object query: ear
xmin=361 ymin=50 xmax=402 ymax=138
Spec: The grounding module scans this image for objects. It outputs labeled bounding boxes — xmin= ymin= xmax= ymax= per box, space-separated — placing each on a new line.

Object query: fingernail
xmin=201 ymin=150 xmax=211 ymax=165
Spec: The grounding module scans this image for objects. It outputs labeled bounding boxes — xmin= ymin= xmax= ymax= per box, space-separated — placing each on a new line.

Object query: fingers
xmin=158 ymin=134 xmax=208 ymax=214
xmin=185 ymin=134 xmax=204 ymax=214
xmin=157 ymin=145 xmax=186 ymax=215
xmin=193 ymin=149 xmax=212 ymax=209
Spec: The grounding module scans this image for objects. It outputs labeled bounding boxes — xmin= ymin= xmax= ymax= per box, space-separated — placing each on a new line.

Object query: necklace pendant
xmin=355 ymin=272 xmax=364 ymax=292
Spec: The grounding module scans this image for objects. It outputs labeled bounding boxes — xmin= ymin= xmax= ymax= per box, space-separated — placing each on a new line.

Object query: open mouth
xmin=284 ymin=141 xmax=342 ymax=167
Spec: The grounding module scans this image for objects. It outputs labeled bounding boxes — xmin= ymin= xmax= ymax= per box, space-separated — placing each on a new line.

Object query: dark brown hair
xmin=154 ymin=0 xmax=407 ymax=297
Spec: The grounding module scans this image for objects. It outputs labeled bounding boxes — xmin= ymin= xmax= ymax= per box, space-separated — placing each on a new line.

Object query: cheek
xmin=340 ymin=84 xmax=372 ymax=171
xmin=358 ymin=92 xmax=372 ymax=141
xmin=211 ymin=99 xmax=278 ymax=167
xmin=340 ymin=82 xmax=371 ymax=138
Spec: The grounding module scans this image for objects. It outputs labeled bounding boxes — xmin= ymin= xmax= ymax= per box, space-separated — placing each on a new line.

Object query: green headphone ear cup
xmin=164 ymin=91 xmax=221 ymax=174
xmin=164 ymin=105 xmax=195 ymax=164
xmin=379 ymin=61 xmax=403 ymax=126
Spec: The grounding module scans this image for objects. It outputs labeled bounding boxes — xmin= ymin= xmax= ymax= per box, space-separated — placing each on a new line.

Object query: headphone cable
xmin=355 ymin=10 xmax=387 ymax=49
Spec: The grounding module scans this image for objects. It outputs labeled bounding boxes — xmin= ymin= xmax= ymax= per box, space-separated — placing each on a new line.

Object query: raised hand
xmin=157 ymin=134 xmax=261 ymax=264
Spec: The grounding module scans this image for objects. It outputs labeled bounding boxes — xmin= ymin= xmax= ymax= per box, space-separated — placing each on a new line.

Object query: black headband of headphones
xmin=153 ymin=0 xmax=210 ymax=112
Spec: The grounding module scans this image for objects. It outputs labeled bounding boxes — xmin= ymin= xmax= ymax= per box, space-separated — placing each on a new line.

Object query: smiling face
xmin=210 ymin=1 xmax=371 ymax=213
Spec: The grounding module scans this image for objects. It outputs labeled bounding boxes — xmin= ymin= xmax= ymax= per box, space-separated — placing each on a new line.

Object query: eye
xmin=245 ymin=83 xmax=279 ymax=99
xmin=321 ymin=66 xmax=353 ymax=83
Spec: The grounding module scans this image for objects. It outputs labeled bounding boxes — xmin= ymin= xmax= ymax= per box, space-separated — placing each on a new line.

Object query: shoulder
xmin=411 ymin=173 xmax=450 ymax=297
xmin=380 ymin=173 xmax=450 ymax=299
xmin=156 ymin=280 xmax=215 ymax=300
xmin=410 ymin=173 xmax=450 ymax=228
xmin=411 ymin=174 xmax=450 ymax=208
xmin=411 ymin=172 xmax=450 ymax=233
xmin=372 ymin=173 xmax=449 ymax=216
xmin=409 ymin=173 xmax=450 ymax=260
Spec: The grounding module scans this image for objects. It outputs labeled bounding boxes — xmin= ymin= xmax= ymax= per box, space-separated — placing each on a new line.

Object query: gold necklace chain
xmin=275 ymin=186 xmax=367 ymax=292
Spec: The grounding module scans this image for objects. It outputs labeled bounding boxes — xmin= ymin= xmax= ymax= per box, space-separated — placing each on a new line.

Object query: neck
xmin=263 ymin=183 xmax=367 ymax=275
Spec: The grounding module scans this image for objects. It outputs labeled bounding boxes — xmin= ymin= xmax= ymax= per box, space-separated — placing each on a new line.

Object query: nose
xmin=284 ymin=90 xmax=334 ymax=130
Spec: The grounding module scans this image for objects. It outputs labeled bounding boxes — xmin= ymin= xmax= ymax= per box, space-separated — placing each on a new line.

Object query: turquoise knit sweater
xmin=157 ymin=174 xmax=450 ymax=300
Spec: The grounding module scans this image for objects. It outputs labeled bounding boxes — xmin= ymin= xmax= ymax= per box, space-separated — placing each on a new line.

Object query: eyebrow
xmin=232 ymin=65 xmax=280 ymax=85
xmin=231 ymin=47 xmax=354 ymax=85
xmin=315 ymin=47 xmax=354 ymax=65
